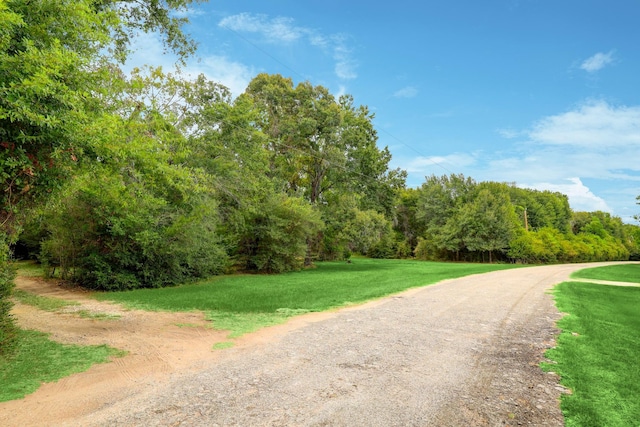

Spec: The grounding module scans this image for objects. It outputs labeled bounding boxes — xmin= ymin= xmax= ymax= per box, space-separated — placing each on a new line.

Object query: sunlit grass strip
xmin=570 ymin=264 xmax=640 ymax=283
xmin=96 ymin=259 xmax=520 ymax=313
xmin=95 ymin=259 xmax=521 ymax=337
xmin=212 ymin=341 xmax=234 ymax=350
xmin=75 ymin=310 xmax=121 ymax=320
xmin=0 ymin=329 xmax=125 ymax=402
xmin=12 ymin=260 xmax=45 ymax=278
xmin=12 ymin=289 xmax=80 ymax=311
xmin=544 ymin=282 xmax=640 ymax=426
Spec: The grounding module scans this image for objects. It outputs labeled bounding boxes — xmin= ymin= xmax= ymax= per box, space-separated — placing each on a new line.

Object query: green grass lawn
xmin=570 ymin=263 xmax=640 ymax=283
xmin=96 ymin=259 xmax=519 ymax=312
xmin=12 ymin=260 xmax=46 ymax=278
xmin=544 ymin=280 xmax=640 ymax=426
xmin=0 ymin=329 xmax=124 ymax=402
xmin=2 ymin=262 xmax=121 ymax=402
xmin=12 ymin=289 xmax=80 ymax=311
xmin=96 ymin=258 xmax=520 ymax=336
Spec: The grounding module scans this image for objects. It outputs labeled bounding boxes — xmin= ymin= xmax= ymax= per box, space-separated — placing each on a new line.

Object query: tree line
xmin=1 ymin=0 xmax=639 ymax=354
xmin=11 ymin=67 xmax=640 ymax=285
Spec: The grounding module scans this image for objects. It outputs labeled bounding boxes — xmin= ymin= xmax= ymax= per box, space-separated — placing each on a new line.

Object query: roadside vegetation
xmin=96 ymin=258 xmax=519 ymax=336
xmin=570 ymin=263 xmax=640 ymax=283
xmin=1 ymin=1 xmax=639 ymax=421
xmin=0 ymin=329 xmax=124 ymax=403
xmin=545 ymin=267 xmax=640 ymax=426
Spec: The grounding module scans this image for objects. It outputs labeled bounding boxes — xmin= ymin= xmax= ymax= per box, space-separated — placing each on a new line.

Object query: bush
xmin=41 ymin=174 xmax=228 ymax=290
xmin=0 ymin=235 xmax=17 ymax=355
xmin=237 ymin=194 xmax=323 ymax=273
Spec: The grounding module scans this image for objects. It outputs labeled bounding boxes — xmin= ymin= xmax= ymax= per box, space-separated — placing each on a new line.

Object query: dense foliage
xmin=0 ymin=235 xmax=16 ymax=354
xmin=406 ymin=175 xmax=635 ymax=263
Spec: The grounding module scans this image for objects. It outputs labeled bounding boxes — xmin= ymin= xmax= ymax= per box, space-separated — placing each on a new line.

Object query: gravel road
xmin=58 ymin=262 xmax=613 ymax=427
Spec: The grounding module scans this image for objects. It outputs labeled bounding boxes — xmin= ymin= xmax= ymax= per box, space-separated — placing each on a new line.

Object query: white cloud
xmin=333 ymin=40 xmax=357 ymax=80
xmin=496 ymin=128 xmax=521 ymax=139
xmin=398 ymin=100 xmax=640 ymax=218
xmin=528 ymin=100 xmax=640 ymax=148
xmin=405 ymin=153 xmax=477 ymax=174
xmin=171 ymin=6 xmax=205 ymax=19
xmin=123 ymin=31 xmax=168 ymax=71
xmin=124 ymin=32 xmax=253 ymax=97
xmin=580 ymin=50 xmax=615 ymax=73
xmin=198 ymin=56 xmax=254 ymax=96
xmin=335 ymin=85 xmax=348 ymax=98
xmin=393 ymin=86 xmax=418 ymax=98
xmin=219 ymin=13 xmax=303 ymax=44
xmin=524 ymin=178 xmax=611 ymax=213
xmin=218 ymin=13 xmax=357 ymax=80
xmin=474 ymin=100 xmax=640 ymax=217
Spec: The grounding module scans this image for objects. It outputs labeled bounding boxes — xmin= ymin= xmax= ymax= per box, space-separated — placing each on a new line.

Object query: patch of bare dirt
xmin=1 ymin=276 xmax=229 ymax=424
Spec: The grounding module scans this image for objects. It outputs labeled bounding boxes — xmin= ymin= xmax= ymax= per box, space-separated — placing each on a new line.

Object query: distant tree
xmin=461 ymin=186 xmax=520 ymax=262
xmin=508 ymin=186 xmax=571 ymax=232
xmin=342 ymin=209 xmax=392 ymax=256
xmin=236 ymin=194 xmax=323 ymax=273
xmin=415 ymin=174 xmax=476 ymax=260
xmin=394 ymin=188 xmax=423 ymax=252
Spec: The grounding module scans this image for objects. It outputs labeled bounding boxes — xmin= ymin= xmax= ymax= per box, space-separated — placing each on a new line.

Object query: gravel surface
xmin=61 ymin=262 xmax=611 ymax=427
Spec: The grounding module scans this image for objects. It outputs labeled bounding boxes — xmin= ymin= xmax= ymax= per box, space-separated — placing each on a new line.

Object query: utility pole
xmin=515 ymin=205 xmax=529 ymax=231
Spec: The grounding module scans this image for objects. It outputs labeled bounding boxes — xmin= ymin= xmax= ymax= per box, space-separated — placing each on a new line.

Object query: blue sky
xmin=128 ymin=0 xmax=640 ymax=222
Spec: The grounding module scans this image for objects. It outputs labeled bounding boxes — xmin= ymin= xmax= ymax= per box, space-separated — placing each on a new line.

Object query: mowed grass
xmin=12 ymin=289 xmax=80 ymax=311
xmin=0 ymin=329 xmax=124 ymax=402
xmin=12 ymin=260 xmax=45 ymax=278
xmin=544 ymin=280 xmax=640 ymax=426
xmin=570 ymin=263 xmax=640 ymax=283
xmin=3 ymin=262 xmax=122 ymax=402
xmin=96 ymin=258 xmax=521 ymax=336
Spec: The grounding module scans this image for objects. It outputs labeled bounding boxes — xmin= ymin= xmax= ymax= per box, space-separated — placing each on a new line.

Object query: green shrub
xmin=41 ymin=174 xmax=228 ymax=290
xmin=236 ymin=194 xmax=323 ymax=273
xmin=0 ymin=235 xmax=17 ymax=355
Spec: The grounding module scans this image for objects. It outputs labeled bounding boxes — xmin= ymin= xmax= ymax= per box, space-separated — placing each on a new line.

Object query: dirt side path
xmin=0 ymin=262 xmax=629 ymax=426
xmin=1 ymin=277 xmax=230 ymax=424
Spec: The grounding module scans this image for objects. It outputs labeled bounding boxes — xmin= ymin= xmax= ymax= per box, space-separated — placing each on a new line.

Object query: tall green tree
xmin=394 ymin=188 xmax=423 ymax=252
xmin=41 ymin=104 xmax=228 ymax=290
xmin=1 ymin=0 xmax=199 ymax=230
xmin=414 ymin=174 xmax=476 ymax=260
xmin=244 ymin=73 xmax=404 ymax=259
xmin=245 ymin=74 xmax=403 ymax=208
xmin=455 ymin=185 xmax=520 ymax=262
xmin=0 ymin=0 xmax=199 ymax=351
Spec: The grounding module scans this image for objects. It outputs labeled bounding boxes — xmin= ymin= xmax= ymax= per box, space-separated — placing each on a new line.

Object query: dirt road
xmin=0 ymin=262 xmax=627 ymax=426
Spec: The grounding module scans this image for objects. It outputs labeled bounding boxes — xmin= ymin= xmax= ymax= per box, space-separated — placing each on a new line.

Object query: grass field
xmin=95 ymin=258 xmax=520 ymax=336
xmin=0 ymin=329 xmax=124 ymax=402
xmin=12 ymin=289 xmax=80 ymax=311
xmin=570 ymin=263 xmax=640 ymax=283
xmin=545 ymin=274 xmax=640 ymax=426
